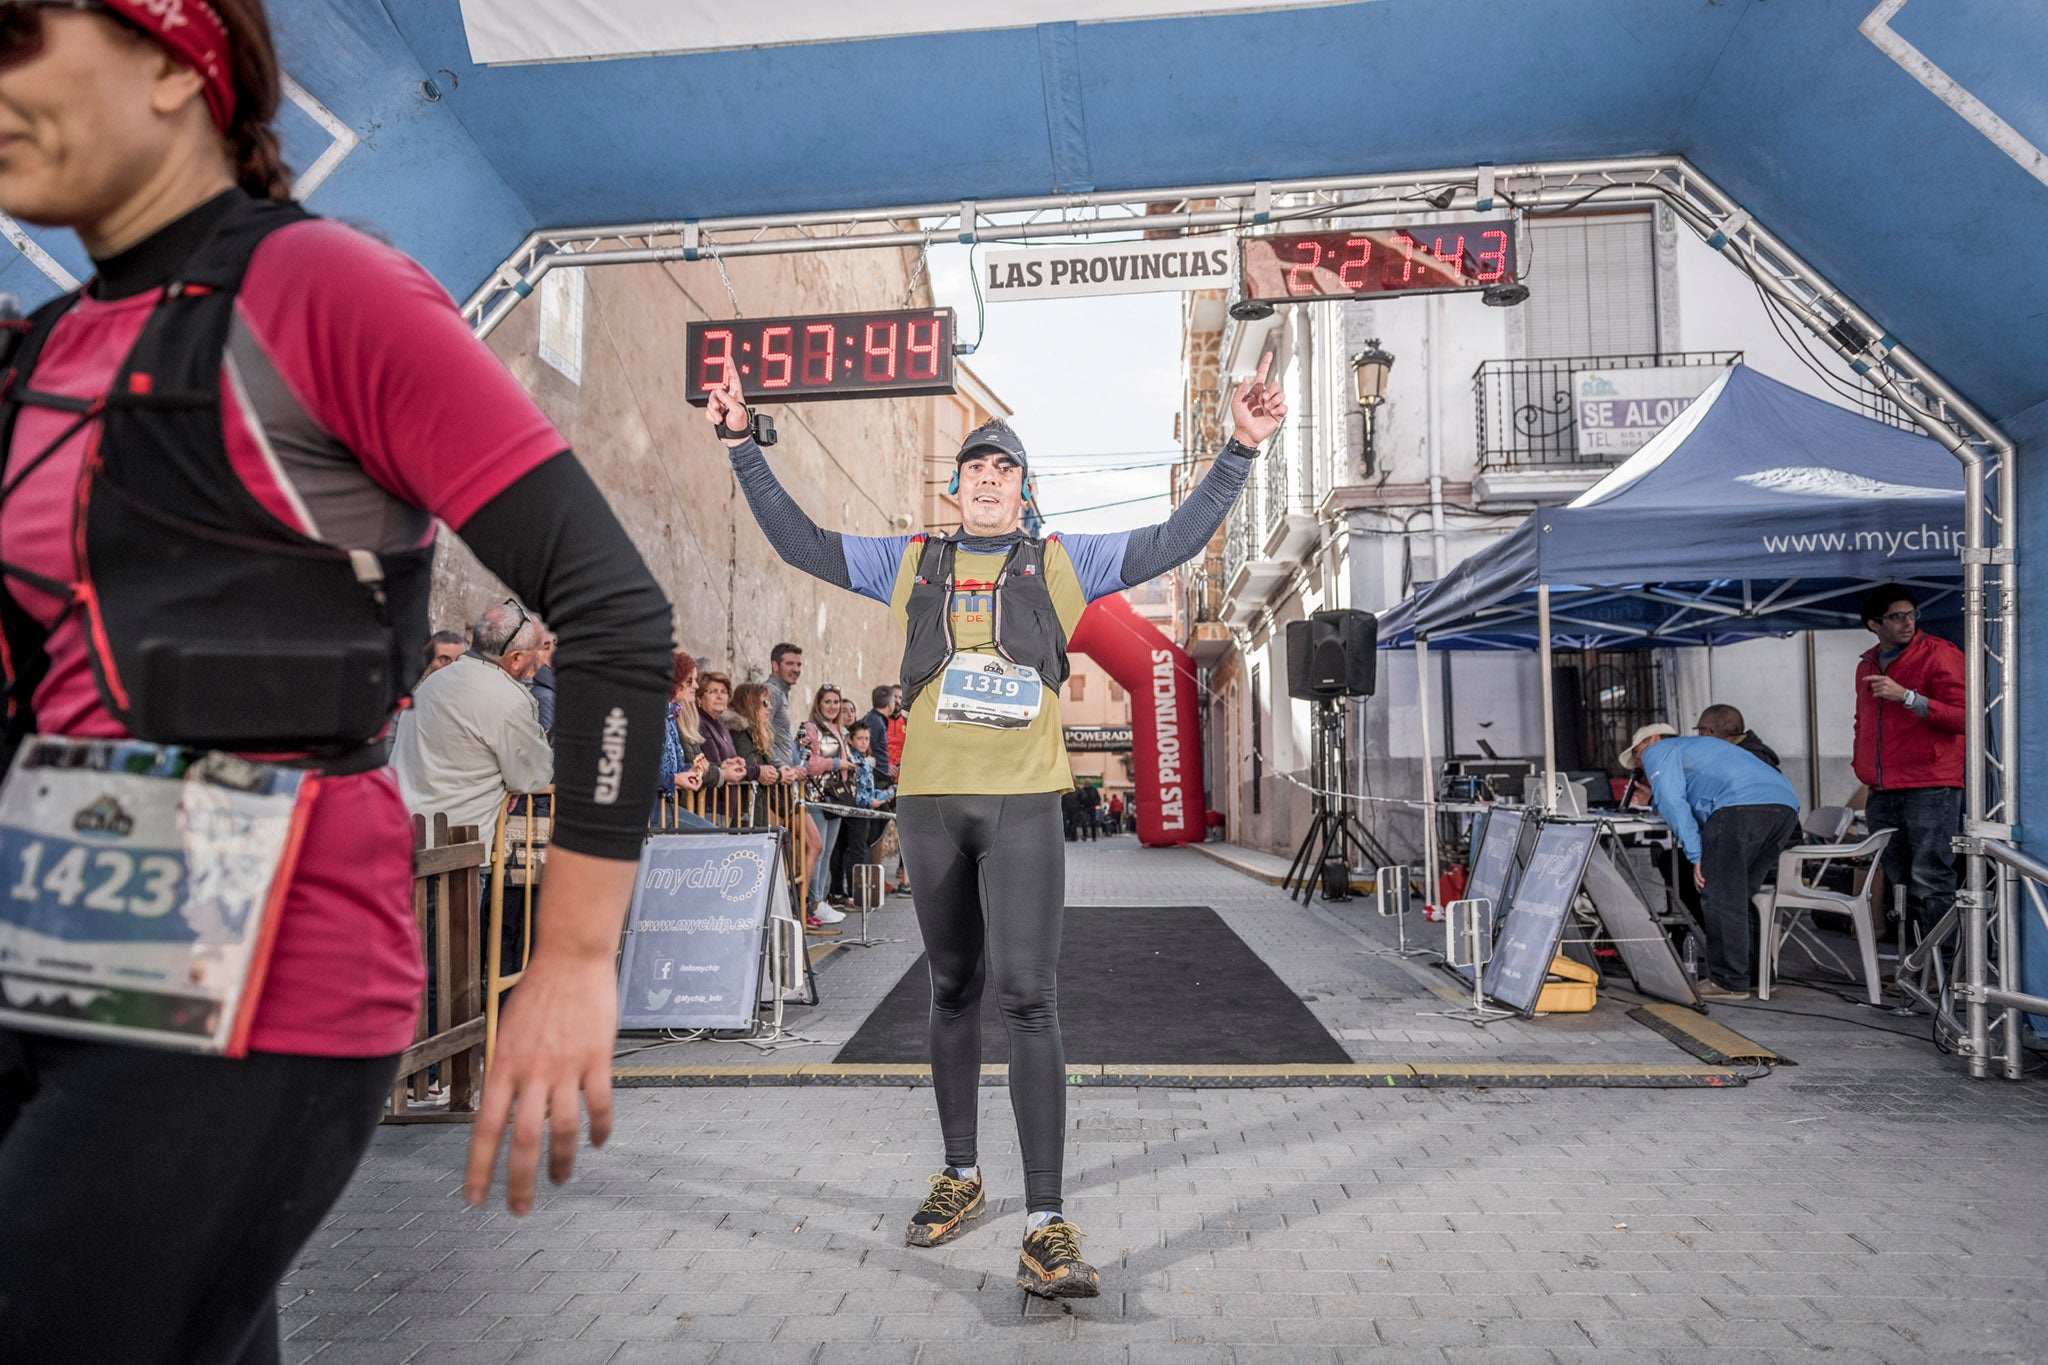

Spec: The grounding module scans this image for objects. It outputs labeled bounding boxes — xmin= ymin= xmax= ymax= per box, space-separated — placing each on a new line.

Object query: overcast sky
xmin=925 ymin=243 xmax=1184 ymax=536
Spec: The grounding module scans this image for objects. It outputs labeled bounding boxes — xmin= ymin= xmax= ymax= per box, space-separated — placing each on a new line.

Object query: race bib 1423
xmin=0 ymin=738 xmax=316 ymax=1055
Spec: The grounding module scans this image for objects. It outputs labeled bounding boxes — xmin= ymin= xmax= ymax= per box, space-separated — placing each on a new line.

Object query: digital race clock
xmin=1239 ymin=220 xmax=1517 ymax=304
xmin=685 ymin=308 xmax=957 ymax=404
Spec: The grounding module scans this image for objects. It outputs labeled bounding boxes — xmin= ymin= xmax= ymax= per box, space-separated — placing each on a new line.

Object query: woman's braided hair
xmin=213 ymin=0 xmax=294 ymax=202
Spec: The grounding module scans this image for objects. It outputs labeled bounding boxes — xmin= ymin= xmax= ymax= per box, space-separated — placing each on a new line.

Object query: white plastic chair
xmin=1548 ymin=773 xmax=1589 ymax=817
xmin=1751 ymin=826 xmax=1894 ymax=1004
xmin=1802 ymin=806 xmax=1854 ymax=842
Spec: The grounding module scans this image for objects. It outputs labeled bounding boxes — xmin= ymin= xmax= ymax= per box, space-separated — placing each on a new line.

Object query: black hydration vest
xmin=899 ymin=533 xmax=1071 ymax=705
xmin=0 ymin=197 xmax=432 ymax=766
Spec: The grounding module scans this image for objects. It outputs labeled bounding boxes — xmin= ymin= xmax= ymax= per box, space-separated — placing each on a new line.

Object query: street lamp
xmin=1351 ymin=339 xmax=1394 ymax=473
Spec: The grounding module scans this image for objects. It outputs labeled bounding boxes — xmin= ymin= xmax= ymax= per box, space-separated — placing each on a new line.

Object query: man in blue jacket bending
xmin=1622 ymin=723 xmax=1800 ymax=1000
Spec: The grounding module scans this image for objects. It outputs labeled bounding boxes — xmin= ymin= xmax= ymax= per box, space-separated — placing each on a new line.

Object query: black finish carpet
xmin=835 ymin=905 xmax=1351 ymax=1065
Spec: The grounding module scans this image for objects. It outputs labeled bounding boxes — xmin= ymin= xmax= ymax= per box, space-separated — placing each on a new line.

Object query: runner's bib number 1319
xmin=933 ymin=654 xmax=1043 ymax=730
xmin=0 ymin=737 xmax=318 ymax=1055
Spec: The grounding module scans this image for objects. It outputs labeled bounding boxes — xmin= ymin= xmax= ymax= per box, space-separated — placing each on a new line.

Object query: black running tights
xmin=0 ymin=1031 xmax=399 ymax=1365
xmin=896 ymin=792 xmax=1066 ymax=1213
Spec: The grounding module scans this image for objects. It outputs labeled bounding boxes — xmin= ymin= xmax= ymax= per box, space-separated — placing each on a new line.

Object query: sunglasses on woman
xmin=0 ymin=2 xmax=137 ymax=69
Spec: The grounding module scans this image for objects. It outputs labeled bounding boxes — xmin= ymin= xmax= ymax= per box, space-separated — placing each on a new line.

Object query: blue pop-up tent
xmin=1379 ymin=364 xmax=1965 ymax=651
xmin=1376 ymin=363 xmax=1966 ymax=942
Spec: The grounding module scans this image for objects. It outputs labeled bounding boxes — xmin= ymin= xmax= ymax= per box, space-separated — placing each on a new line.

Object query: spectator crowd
xmin=395 ymin=609 xmax=912 ymax=936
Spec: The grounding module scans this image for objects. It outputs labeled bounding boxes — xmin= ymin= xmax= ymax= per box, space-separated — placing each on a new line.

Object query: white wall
xmin=1443 ymin=651 xmax=1547 ymax=758
xmin=1662 ymin=629 xmax=1872 ymax=809
xmin=1671 ymin=225 xmax=1878 ymax=415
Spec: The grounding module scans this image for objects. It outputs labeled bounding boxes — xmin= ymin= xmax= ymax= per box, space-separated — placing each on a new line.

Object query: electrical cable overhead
xmin=964 ymin=239 xmax=988 ymax=352
xmin=1038 ymin=490 xmax=1175 ymax=519
xmin=1726 ymin=249 xmax=1909 ymax=427
xmin=923 ymin=460 xmax=1182 ymax=487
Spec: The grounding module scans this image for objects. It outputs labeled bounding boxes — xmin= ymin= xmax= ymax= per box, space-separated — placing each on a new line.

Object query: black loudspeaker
xmin=1285 ymin=609 xmax=1378 ymax=700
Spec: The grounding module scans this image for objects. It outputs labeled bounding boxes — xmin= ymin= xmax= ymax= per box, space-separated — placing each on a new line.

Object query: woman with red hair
xmin=0 ymin=4 xmax=672 ymax=1359
xmin=654 ymin=650 xmax=724 ymax=830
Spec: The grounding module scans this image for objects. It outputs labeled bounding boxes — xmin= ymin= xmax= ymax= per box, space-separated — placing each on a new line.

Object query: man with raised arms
xmin=706 ymin=356 xmax=1285 ymax=1297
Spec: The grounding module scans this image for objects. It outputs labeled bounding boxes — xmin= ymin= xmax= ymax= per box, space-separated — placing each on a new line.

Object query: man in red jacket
xmin=1853 ymin=584 xmax=1967 ymax=938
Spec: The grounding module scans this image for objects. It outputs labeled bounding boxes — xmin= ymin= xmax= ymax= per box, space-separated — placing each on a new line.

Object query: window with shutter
xmin=1524 ymin=215 xmax=1657 ymax=360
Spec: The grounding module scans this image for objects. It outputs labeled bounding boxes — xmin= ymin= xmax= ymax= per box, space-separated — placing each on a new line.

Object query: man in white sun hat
xmin=1620 ymin=722 xmax=1799 ymax=1000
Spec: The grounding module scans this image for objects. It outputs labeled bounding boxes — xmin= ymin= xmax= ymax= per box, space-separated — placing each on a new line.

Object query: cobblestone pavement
xmin=285 ymin=841 xmax=2048 ymax=1364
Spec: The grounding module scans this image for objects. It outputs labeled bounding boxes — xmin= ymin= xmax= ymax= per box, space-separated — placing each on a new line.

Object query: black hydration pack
xmin=0 ymin=196 xmax=431 ymax=768
xmin=899 ymin=532 xmax=1071 ymax=705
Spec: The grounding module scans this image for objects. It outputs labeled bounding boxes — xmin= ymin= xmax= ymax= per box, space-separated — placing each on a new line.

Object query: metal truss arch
xmin=466 ymin=157 xmax=2032 ymax=1077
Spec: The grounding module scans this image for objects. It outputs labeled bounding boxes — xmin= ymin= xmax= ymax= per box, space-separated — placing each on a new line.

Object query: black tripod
xmin=1282 ymin=698 xmax=1388 ymax=904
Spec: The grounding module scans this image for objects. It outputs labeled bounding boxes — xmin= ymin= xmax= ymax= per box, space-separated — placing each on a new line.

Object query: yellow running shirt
xmin=889 ymin=542 xmax=1089 ymax=798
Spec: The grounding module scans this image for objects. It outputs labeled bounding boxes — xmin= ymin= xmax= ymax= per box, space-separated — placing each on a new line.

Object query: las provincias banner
xmin=1067 ymin=594 xmax=1206 ymax=847
xmin=981 ymin=240 xmax=1235 ymax=303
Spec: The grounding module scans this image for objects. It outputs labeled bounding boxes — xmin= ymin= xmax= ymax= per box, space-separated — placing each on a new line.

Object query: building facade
xmin=432 ymin=245 xmax=1003 ymax=707
xmin=1176 ymin=205 xmax=1905 ymax=859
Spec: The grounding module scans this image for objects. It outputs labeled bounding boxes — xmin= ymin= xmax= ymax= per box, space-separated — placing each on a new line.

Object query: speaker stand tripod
xmin=1283 ymin=698 xmax=1388 ymax=905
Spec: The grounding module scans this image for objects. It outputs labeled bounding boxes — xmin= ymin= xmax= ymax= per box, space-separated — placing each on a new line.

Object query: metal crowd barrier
xmin=388 ymin=778 xmax=836 ymax=1120
xmin=464 ymin=779 xmax=892 ymax=1081
xmin=1902 ymin=835 xmax=2048 ymax=1079
xmin=386 ymin=813 xmax=489 ymax=1123
xmin=654 ymin=779 xmax=811 ymax=910
xmin=483 ymin=788 xmax=553 ymax=1068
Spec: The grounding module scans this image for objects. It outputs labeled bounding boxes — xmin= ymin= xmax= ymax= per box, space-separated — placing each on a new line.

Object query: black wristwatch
xmin=720 ymin=412 xmax=779 ymax=447
xmin=1223 ymin=435 xmax=1262 ymax=459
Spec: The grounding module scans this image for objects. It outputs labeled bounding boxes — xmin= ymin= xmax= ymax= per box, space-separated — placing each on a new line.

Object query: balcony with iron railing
xmin=1261 ymin=424 xmax=1320 ymax=561
xmin=1177 ymin=554 xmax=1232 ymax=663
xmin=1222 ymin=485 xmax=1254 ymax=592
xmin=1220 ymin=474 xmax=1292 ymax=629
xmin=1470 ymin=350 xmax=1740 ymax=504
xmin=1184 ymin=386 xmax=1224 ymax=457
xmin=1183 ymin=557 xmax=1224 ymax=623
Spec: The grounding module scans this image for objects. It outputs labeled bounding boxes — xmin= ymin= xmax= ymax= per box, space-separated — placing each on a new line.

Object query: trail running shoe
xmin=1017 ymin=1218 xmax=1100 ymax=1298
xmin=904 ymin=1171 xmax=984 ymax=1247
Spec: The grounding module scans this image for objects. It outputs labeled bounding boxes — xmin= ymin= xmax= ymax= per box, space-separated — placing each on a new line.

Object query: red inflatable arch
xmin=1065 ymin=594 xmax=1206 ymax=847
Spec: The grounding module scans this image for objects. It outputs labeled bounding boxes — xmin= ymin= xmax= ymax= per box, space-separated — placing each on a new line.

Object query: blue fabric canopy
xmin=1378 ymin=365 xmax=1965 ymax=649
xmin=5 ymin=1 xmax=2047 ymax=435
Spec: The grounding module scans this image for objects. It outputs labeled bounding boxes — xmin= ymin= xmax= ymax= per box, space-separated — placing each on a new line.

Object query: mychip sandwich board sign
xmin=1481 ymin=818 xmax=1599 ymax=1017
xmin=617 ymin=829 xmax=789 ymax=1031
xmin=1449 ymin=806 xmax=1530 ymax=984
xmin=1579 ymin=840 xmax=1701 ymax=1009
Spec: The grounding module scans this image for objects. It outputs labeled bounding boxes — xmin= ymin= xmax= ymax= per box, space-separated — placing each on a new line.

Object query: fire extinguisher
xmin=1431 ymin=863 xmax=1467 ymax=923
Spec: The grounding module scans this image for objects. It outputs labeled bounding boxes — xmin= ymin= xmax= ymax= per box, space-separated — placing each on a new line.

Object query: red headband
xmin=104 ymin=0 xmax=236 ymax=132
